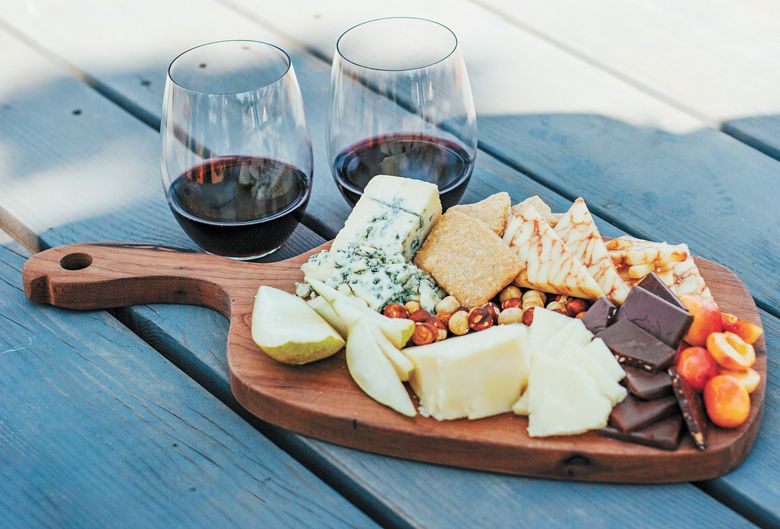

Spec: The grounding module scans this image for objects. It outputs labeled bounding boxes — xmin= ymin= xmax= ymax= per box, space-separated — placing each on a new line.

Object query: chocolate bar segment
xmin=616 ymin=286 xmax=693 ymax=348
xmin=623 ymin=366 xmax=673 ymax=400
xmin=600 ymin=415 xmax=684 ymax=451
xmin=596 ymin=319 xmax=677 ymax=372
xmin=609 ymin=394 xmax=678 ymax=432
xmin=669 ymin=367 xmax=708 ymax=451
xmin=637 ymin=273 xmax=686 ymax=310
xmin=580 ymin=297 xmax=616 ymax=334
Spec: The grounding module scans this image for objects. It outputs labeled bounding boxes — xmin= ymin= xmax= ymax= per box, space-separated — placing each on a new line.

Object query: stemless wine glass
xmin=328 ymin=17 xmax=477 ymax=209
xmin=161 ymin=40 xmax=312 ymax=259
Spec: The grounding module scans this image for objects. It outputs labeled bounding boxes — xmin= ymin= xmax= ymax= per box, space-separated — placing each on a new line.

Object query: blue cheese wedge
xmin=332 ymin=175 xmax=442 ymax=261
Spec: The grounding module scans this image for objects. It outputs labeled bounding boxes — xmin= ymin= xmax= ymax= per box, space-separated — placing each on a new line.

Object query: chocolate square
xmin=623 ymin=366 xmax=673 ymax=400
xmin=616 ymin=286 xmax=692 ymax=348
xmin=579 ymin=297 xmax=616 ymax=334
xmin=609 ymin=394 xmax=678 ymax=432
xmin=600 ymin=415 xmax=684 ymax=451
xmin=637 ymin=273 xmax=686 ymax=310
xmin=596 ymin=319 xmax=677 ymax=372
xmin=669 ymin=367 xmax=708 ymax=451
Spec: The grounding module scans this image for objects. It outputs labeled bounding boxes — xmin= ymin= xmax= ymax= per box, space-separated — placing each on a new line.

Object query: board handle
xmin=22 ymin=243 xmax=271 ymax=317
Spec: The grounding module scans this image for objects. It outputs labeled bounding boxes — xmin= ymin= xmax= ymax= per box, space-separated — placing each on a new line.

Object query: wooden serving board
xmin=22 ymin=242 xmax=766 ymax=483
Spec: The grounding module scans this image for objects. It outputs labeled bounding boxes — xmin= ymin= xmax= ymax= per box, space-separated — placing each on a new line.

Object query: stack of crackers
xmin=414 ymin=193 xmax=712 ymax=308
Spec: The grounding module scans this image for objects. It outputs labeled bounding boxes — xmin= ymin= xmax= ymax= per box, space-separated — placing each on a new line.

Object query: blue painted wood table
xmin=0 ymin=1 xmax=778 ymax=527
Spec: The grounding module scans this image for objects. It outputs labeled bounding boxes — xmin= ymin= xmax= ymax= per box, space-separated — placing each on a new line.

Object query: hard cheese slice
xmin=528 ymin=356 xmax=612 ymax=437
xmin=403 ymin=325 xmax=528 ymax=420
xmin=332 ymin=175 xmax=442 ymax=261
xmin=554 ymin=197 xmax=629 ymax=304
xmin=560 ymin=346 xmax=627 ymax=406
xmin=528 ymin=308 xmax=571 ymax=362
xmin=504 ymin=202 xmax=604 ymax=299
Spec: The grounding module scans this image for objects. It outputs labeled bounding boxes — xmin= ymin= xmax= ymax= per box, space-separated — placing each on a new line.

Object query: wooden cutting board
xmin=22 ymin=242 xmax=766 ymax=483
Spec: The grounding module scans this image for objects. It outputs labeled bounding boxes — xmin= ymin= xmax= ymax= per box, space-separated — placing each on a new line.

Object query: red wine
xmin=332 ymin=133 xmax=473 ymax=209
xmin=167 ymin=156 xmax=310 ymax=258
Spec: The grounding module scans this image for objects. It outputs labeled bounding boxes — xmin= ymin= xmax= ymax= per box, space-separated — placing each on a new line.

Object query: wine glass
xmin=161 ymin=40 xmax=312 ymax=260
xmin=327 ymin=17 xmax=477 ymax=209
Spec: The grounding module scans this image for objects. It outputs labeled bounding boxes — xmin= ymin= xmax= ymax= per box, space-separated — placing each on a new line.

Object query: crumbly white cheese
xmin=301 ymin=175 xmax=444 ymax=312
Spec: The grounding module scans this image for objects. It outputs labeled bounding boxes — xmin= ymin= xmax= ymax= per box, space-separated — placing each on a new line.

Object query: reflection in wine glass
xmin=161 ymin=40 xmax=312 ymax=259
xmin=328 ymin=17 xmax=477 ymax=209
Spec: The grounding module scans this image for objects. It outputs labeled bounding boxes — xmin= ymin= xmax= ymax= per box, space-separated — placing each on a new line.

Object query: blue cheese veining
xmin=301 ymin=175 xmax=444 ymax=312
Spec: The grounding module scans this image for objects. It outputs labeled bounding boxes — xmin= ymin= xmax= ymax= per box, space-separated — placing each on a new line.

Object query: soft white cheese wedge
xmin=554 ymin=197 xmax=630 ymax=304
xmin=528 ymin=308 xmax=570 ymax=361
xmin=527 ymin=356 xmax=612 ymax=437
xmin=559 ymin=347 xmax=627 ymax=405
xmin=582 ymin=338 xmax=625 ymax=382
xmin=403 ymin=325 xmax=528 ymax=420
xmin=542 ymin=318 xmax=593 ymax=358
xmin=332 ymin=175 xmax=442 ymax=261
xmin=512 ymin=390 xmax=529 ymax=416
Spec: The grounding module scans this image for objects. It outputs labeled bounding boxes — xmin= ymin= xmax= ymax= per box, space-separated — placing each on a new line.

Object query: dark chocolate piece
xmin=623 ymin=366 xmax=673 ymax=400
xmin=637 ymin=273 xmax=686 ymax=310
xmin=580 ymin=297 xmax=616 ymax=334
xmin=609 ymin=394 xmax=678 ymax=432
xmin=669 ymin=367 xmax=708 ymax=451
xmin=616 ymin=286 xmax=693 ymax=348
xmin=596 ymin=319 xmax=677 ymax=372
xmin=600 ymin=415 xmax=684 ymax=451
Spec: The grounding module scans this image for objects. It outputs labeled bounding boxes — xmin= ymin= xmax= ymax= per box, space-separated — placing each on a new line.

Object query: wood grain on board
xmin=0 ymin=25 xmax=750 ymax=529
xmin=0 ymin=234 xmax=376 ymax=529
xmin=22 ymin=241 xmax=766 ymax=484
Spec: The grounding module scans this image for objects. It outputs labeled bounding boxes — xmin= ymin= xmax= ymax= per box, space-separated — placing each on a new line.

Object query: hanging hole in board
xmin=60 ymin=253 xmax=93 ymax=270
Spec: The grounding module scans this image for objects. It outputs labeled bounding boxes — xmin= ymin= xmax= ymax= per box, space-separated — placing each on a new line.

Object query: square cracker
xmin=448 ymin=192 xmax=510 ymax=236
xmin=414 ymin=210 xmax=521 ymax=307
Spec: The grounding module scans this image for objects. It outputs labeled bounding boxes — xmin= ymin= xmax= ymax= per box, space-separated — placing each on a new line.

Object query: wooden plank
xmin=0 ymin=233 xmax=377 ymax=529
xmin=207 ymin=0 xmax=780 ymax=317
xmin=723 ymin=116 xmax=780 ymax=161
xmin=473 ymin=0 xmax=780 ymax=159
xmin=0 ymin=16 xmax=757 ymax=528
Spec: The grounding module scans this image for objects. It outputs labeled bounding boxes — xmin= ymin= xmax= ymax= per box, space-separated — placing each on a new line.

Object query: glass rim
xmin=335 ymin=17 xmax=458 ymax=72
xmin=167 ymin=39 xmax=292 ymax=95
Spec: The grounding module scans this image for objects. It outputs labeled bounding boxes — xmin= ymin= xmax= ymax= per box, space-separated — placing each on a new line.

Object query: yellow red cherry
xmin=707 ymin=332 xmax=755 ymax=370
xmin=704 ymin=375 xmax=750 ymax=428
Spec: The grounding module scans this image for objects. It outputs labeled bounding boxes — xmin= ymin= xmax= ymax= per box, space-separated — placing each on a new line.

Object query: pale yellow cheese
xmin=527 ymin=356 xmax=612 ymax=437
xmin=403 ymin=325 xmax=528 ymax=420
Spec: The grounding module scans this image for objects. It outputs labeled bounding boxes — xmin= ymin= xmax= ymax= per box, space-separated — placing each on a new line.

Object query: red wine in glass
xmin=332 ymin=133 xmax=473 ymax=209
xmin=167 ymin=156 xmax=310 ymax=258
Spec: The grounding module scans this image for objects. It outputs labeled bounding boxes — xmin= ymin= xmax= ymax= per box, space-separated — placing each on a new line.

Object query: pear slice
xmin=346 ymin=320 xmax=417 ymax=417
xmin=560 ymin=346 xmax=627 ymax=405
xmin=308 ymin=278 xmax=414 ymax=348
xmin=370 ymin=326 xmax=415 ymax=382
xmin=582 ymin=338 xmax=625 ymax=382
xmin=512 ymin=390 xmax=529 ymax=416
xmin=307 ymin=296 xmax=348 ymax=338
xmin=252 ymin=286 xmax=344 ymax=365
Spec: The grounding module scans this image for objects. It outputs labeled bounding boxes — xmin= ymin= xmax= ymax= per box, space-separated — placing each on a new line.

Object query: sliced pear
xmin=252 ymin=286 xmax=344 ymax=365
xmin=582 ymin=338 xmax=625 ymax=382
xmin=309 ymin=278 xmax=414 ymax=348
xmin=346 ymin=320 xmax=416 ymax=417
xmin=370 ymin=326 xmax=415 ymax=381
xmin=527 ymin=357 xmax=612 ymax=437
xmin=307 ymin=296 xmax=348 ymax=338
xmin=560 ymin=346 xmax=627 ymax=405
xmin=512 ymin=390 xmax=529 ymax=416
